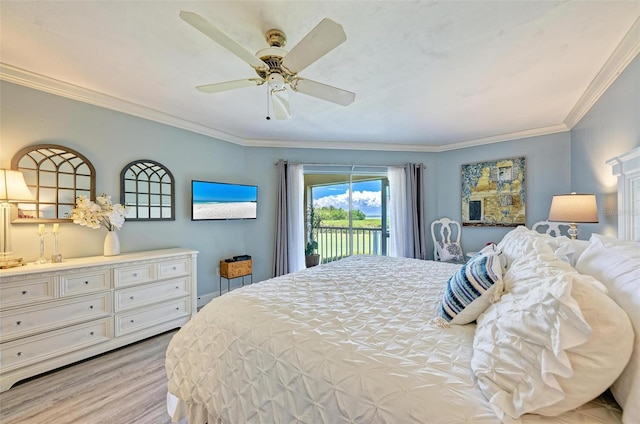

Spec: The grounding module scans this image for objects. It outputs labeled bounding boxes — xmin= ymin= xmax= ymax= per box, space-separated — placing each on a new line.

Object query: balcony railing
xmin=316 ymin=226 xmax=387 ymax=263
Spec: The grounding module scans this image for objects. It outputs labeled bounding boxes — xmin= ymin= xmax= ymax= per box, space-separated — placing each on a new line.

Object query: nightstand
xmin=219 ymin=259 xmax=252 ymax=295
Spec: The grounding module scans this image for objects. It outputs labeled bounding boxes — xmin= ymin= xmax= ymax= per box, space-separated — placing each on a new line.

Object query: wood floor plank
xmin=0 ymin=330 xmax=178 ymax=424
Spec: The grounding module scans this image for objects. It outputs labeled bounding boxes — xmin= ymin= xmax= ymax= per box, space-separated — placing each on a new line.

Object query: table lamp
xmin=1 ymin=169 xmax=35 ymax=268
xmin=548 ymin=192 xmax=598 ymax=240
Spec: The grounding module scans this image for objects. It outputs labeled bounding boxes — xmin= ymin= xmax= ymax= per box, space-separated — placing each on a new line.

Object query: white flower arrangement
xmin=68 ymin=194 xmax=129 ymax=231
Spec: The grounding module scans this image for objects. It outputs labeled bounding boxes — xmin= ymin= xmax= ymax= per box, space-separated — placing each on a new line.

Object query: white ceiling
xmin=1 ymin=1 xmax=639 ymax=152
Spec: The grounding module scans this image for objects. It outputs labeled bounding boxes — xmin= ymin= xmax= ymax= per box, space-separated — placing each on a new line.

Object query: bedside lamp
xmin=1 ymin=169 xmax=35 ymax=268
xmin=548 ymin=192 xmax=598 ymax=240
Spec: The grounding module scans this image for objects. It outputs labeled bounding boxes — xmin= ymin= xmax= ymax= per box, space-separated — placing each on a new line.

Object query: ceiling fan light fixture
xmin=267 ymin=73 xmax=286 ymax=90
xmin=180 ymin=11 xmax=355 ymax=116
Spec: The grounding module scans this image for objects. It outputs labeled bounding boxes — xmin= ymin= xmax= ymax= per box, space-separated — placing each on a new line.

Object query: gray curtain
xmin=273 ymin=159 xmax=289 ymax=276
xmin=406 ymin=163 xmax=428 ymax=259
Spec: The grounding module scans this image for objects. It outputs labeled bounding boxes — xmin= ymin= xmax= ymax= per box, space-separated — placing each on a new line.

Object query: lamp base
xmin=567 ymin=223 xmax=578 ymax=240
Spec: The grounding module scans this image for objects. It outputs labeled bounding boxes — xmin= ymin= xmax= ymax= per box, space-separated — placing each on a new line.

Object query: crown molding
xmin=434 ymin=124 xmax=570 ymax=152
xmin=0 ymin=22 xmax=634 ymax=155
xmin=0 ymin=63 xmax=246 ymax=145
xmin=244 ymin=123 xmax=570 ymax=152
xmin=241 ymin=138 xmax=442 ymax=152
xmin=564 ymin=17 xmax=640 ymax=129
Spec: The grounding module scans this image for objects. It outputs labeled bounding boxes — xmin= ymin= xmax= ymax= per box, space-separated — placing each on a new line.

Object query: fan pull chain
xmin=266 ymin=85 xmax=271 ymax=120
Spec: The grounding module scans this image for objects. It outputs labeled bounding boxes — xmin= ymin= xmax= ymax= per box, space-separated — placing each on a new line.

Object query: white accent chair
xmin=431 ymin=217 xmax=463 ymax=262
xmin=531 ymin=220 xmax=570 ymax=237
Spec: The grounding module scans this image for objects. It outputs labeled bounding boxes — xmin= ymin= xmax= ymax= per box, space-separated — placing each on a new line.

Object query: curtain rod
xmin=274 ymin=161 xmax=425 ymax=168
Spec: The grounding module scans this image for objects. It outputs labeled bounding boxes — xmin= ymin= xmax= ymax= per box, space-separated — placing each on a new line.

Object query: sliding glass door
xmin=304 ymin=168 xmax=388 ymax=263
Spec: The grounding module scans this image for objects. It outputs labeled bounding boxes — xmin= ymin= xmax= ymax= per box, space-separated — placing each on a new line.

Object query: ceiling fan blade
xmin=290 ymin=78 xmax=355 ymax=106
xmin=281 ymin=18 xmax=346 ymax=74
xmin=196 ymin=78 xmax=264 ymax=93
xmin=179 ymin=11 xmax=269 ymax=71
xmin=271 ymin=88 xmax=291 ymax=120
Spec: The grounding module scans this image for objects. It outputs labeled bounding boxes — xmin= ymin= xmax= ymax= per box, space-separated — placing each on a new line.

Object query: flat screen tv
xmin=191 ymin=180 xmax=258 ymax=221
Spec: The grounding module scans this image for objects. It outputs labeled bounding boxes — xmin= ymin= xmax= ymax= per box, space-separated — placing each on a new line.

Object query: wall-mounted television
xmin=191 ymin=180 xmax=258 ymax=221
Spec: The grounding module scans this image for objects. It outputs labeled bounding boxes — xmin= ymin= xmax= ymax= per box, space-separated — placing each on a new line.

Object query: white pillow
xmin=496 ymin=226 xmax=538 ymax=267
xmin=498 ymin=226 xmax=587 ymax=268
xmin=439 ymin=251 xmax=504 ymax=324
xmin=569 ymin=239 xmax=589 ymax=263
xmin=575 ymin=234 xmax=640 ymax=424
xmin=472 ymin=245 xmax=633 ymax=421
xmin=436 ymin=240 xmax=464 ymax=262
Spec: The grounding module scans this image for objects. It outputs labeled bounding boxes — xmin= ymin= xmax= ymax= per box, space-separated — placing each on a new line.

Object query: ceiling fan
xmin=179 ymin=11 xmax=356 ymax=120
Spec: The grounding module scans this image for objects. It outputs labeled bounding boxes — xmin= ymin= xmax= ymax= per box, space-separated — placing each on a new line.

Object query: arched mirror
xmin=11 ymin=144 xmax=96 ymax=222
xmin=120 ymin=160 xmax=175 ymax=221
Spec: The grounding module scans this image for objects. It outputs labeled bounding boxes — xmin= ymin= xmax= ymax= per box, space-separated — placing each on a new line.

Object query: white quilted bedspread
xmin=165 ymin=255 xmax=622 ymax=424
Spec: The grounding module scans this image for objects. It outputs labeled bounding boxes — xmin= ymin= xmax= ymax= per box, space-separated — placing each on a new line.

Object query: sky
xmin=312 ymin=180 xmax=382 ymax=217
xmin=192 ymin=181 xmax=257 ymax=203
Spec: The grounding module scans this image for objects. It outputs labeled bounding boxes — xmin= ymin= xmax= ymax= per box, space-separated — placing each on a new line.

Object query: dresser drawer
xmin=0 ymin=277 xmax=55 ymax=309
xmin=115 ymin=298 xmax=189 ymax=337
xmin=60 ymin=269 xmax=111 ymax=297
xmin=0 ymin=293 xmax=111 ymax=343
xmin=158 ymin=258 xmax=190 ymax=279
xmin=114 ymin=263 xmax=156 ymax=288
xmin=114 ymin=277 xmax=189 ymax=312
xmin=0 ymin=318 xmax=112 ymax=373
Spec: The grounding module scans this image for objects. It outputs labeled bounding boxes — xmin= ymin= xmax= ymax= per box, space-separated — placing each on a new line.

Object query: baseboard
xmin=196 ymin=292 xmax=217 ymax=308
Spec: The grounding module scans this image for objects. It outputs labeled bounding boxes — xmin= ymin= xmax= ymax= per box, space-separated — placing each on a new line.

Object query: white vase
xmin=104 ymin=230 xmax=120 ymax=256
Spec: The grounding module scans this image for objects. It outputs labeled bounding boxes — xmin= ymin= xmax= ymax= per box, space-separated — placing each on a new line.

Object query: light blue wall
xmin=242 ymin=147 xmax=437 ymax=280
xmin=2 ymin=50 xmax=638 ymax=294
xmin=570 ymin=54 xmax=640 ymax=237
xmin=1 ymin=81 xmax=254 ymax=298
xmin=434 ymin=133 xmax=572 ymax=251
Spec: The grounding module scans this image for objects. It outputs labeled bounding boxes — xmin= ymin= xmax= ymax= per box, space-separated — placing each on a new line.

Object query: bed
xmin=165 ymin=226 xmax=639 ymax=423
xmin=166 ymin=147 xmax=640 ymax=424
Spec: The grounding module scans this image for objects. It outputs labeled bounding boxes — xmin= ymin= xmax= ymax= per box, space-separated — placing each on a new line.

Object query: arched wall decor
xmin=120 ymin=159 xmax=175 ymax=221
xmin=11 ymin=144 xmax=96 ymax=222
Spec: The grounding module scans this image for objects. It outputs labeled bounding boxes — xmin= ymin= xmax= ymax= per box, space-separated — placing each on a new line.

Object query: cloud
xmin=314 ymin=190 xmax=381 ymax=212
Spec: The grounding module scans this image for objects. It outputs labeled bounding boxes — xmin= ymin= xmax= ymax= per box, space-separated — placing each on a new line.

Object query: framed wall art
xmin=461 ymin=157 xmax=526 ymax=227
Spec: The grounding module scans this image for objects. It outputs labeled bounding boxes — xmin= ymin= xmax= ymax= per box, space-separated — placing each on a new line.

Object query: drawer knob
xmin=132 ymin=273 xmax=138 ymax=277
xmin=175 ymin=307 xmax=179 ymax=311
xmin=129 ymin=296 xmax=134 ymax=300
xmin=15 ymin=320 xmax=22 ymax=326
xmin=21 ymin=290 xmax=27 ymax=295
xmin=89 ymin=305 xmax=94 ymax=309
xmin=16 ymin=352 xmax=22 ymax=357
xmin=175 ymin=286 xmax=179 ymax=289
xmin=89 ymin=331 xmax=94 ymax=336
xmin=130 ymin=319 xmax=135 ymax=323
xmin=84 ymin=281 xmax=89 ymax=285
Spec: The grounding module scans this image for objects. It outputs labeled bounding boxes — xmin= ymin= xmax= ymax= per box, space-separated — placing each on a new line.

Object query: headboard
xmin=607 ymin=146 xmax=640 ymax=241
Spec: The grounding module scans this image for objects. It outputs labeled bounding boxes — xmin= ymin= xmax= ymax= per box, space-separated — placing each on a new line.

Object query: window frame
xmin=11 ymin=144 xmax=96 ymax=223
xmin=120 ymin=159 xmax=175 ymax=221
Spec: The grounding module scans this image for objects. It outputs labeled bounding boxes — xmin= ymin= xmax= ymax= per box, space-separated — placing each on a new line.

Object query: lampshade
xmin=0 ymin=169 xmax=34 ymax=202
xmin=548 ymin=193 xmax=598 ymax=223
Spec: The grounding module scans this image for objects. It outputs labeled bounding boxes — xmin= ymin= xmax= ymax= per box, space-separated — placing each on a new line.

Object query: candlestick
xmin=51 ymin=232 xmax=63 ymax=263
xmin=38 ymin=224 xmax=45 ymax=235
xmin=53 ymin=223 xmax=59 ymax=234
xmin=37 ymin=232 xmax=47 ymax=264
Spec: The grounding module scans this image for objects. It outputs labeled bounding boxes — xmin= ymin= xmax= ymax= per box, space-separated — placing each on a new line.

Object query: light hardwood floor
xmin=0 ymin=330 xmax=179 ymax=424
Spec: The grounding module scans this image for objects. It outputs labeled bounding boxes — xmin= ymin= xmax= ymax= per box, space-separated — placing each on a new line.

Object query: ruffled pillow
xmin=575 ymin=234 xmax=640 ymax=423
xmin=439 ymin=251 xmax=504 ymax=325
xmin=496 ymin=226 xmax=540 ymax=267
xmin=497 ymin=226 xmax=578 ymax=268
xmin=472 ymin=242 xmax=633 ymax=422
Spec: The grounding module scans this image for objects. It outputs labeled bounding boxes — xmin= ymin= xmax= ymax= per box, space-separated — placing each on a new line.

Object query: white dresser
xmin=0 ymin=248 xmax=198 ymax=392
